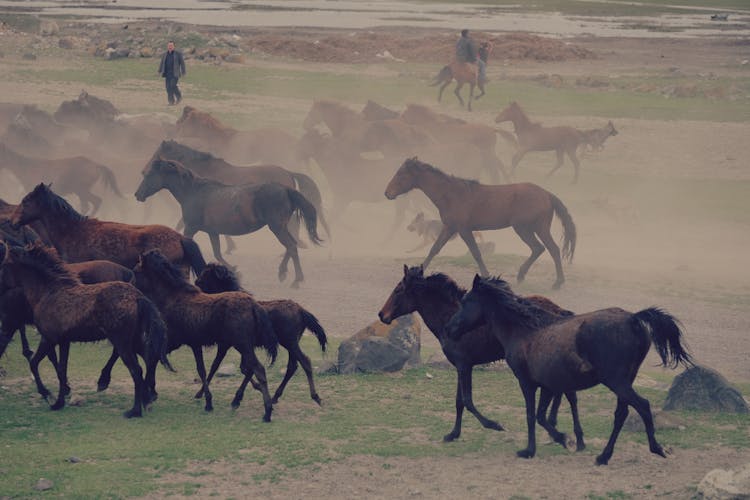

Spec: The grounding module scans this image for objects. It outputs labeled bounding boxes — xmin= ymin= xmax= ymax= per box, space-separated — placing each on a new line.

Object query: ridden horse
xmin=379 ymin=265 xmax=584 ymax=444
xmin=136 ymin=158 xmax=322 ymax=287
xmin=0 ymin=143 xmax=123 ymax=215
xmin=0 ymin=242 xmax=172 ymax=417
xmin=446 ymin=275 xmax=693 ymax=464
xmin=193 ymin=263 xmax=328 ymax=406
xmin=132 ymin=249 xmax=278 ymax=420
xmin=401 ymin=104 xmax=511 ymax=183
xmin=430 ymin=61 xmax=484 ymax=111
xmin=495 ymin=102 xmax=587 ymax=183
xmin=10 ymin=183 xmax=206 ymax=276
xmin=174 ymin=106 xmax=300 ymax=167
xmin=385 ymin=158 xmax=576 ymax=289
xmin=148 ymin=140 xmax=331 ymax=244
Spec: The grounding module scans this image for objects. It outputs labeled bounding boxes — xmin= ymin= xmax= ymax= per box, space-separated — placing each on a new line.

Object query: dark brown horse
xmin=446 ymin=275 xmax=693 ymax=464
xmin=0 ymin=143 xmax=123 ymax=215
xmin=385 ymin=158 xmax=576 ymax=288
xmin=430 ymin=60 xmax=484 ymax=110
xmin=132 ymin=249 xmax=278 ymax=420
xmin=0 ymin=242 xmax=171 ymax=417
xmin=148 ymin=140 xmax=331 ymax=243
xmin=10 ymin=183 xmax=205 ymax=275
xmin=135 ymin=158 xmax=321 ymax=287
xmin=379 ymin=265 xmax=583 ymax=444
xmin=495 ymin=102 xmax=587 ymax=182
xmin=194 ymin=263 xmax=328 ymax=406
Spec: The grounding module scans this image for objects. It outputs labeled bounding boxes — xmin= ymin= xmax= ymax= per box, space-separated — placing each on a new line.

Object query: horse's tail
xmin=137 ymin=296 xmax=174 ymax=372
xmin=550 ymin=194 xmax=576 ymax=263
xmin=292 ymin=172 xmax=332 ymax=242
xmin=430 ymin=65 xmax=452 ymax=86
xmin=300 ymin=307 xmax=328 ymax=353
xmin=253 ymin=303 xmax=278 ymax=365
xmin=96 ymin=165 xmax=124 ymax=198
xmin=180 ymin=236 xmax=206 ymax=276
xmin=287 ymin=189 xmax=323 ymax=246
xmin=632 ymin=307 xmax=694 ymax=369
xmin=494 ymin=128 xmax=519 ymax=150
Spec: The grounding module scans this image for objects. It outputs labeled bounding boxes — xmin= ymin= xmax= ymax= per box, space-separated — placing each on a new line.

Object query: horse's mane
xmin=507 ymin=102 xmax=541 ymax=128
xmin=415 ymin=271 xmax=466 ymax=304
xmin=152 ymin=158 xmax=222 ymax=189
xmin=141 ymin=249 xmax=199 ymax=293
xmin=160 ymin=140 xmax=218 ymax=164
xmin=12 ymin=241 xmax=80 ymax=286
xmin=473 ymin=276 xmax=560 ymax=330
xmin=197 ymin=263 xmax=245 ymax=293
xmin=405 ymin=157 xmax=479 ymax=187
xmin=27 ymin=184 xmax=86 ymax=222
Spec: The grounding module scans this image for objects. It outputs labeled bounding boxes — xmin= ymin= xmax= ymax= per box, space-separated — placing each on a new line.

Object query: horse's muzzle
xmin=378 ymin=311 xmax=392 ymax=324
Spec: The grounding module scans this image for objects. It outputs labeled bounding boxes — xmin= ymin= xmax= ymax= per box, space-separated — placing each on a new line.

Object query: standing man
xmin=158 ymin=41 xmax=186 ymax=106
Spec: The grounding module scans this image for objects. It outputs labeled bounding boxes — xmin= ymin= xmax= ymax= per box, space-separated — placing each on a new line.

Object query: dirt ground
xmin=1 ymin=8 xmax=749 ymax=499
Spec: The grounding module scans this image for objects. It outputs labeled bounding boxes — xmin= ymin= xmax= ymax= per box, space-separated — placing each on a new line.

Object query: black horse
xmin=446 ymin=275 xmax=694 ymax=464
xmin=379 ymin=265 xmax=581 ymax=443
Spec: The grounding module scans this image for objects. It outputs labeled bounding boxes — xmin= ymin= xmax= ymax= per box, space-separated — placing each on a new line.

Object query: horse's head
xmin=494 ymin=102 xmax=520 ymax=124
xmin=195 ymin=262 xmax=241 ymax=294
xmin=378 ymin=265 xmax=425 ymax=324
xmin=385 ymin=157 xmax=422 ymax=200
xmin=134 ymin=249 xmax=196 ymax=295
xmin=136 ymin=157 xmax=190 ymax=202
xmin=446 ymin=274 xmax=489 ymax=340
xmin=11 ymin=184 xmax=53 ymax=228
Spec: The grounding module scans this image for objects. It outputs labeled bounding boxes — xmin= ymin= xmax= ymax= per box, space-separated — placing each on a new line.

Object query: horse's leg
xmin=294 ymin=344 xmax=322 ymax=406
xmin=596 ymin=397 xmax=629 ymax=465
xmin=19 ymin=326 xmax=33 ymax=360
xmin=224 ymin=236 xmax=237 ymax=255
xmin=536 ymin=223 xmax=565 ymax=289
xmin=437 ymin=80 xmax=451 ymax=102
xmin=444 ymin=370 xmax=465 ymax=442
xmin=567 ymin=148 xmax=581 ymax=184
xmin=535 ymin=388 xmax=567 ymax=448
xmin=230 ymin=375 xmax=253 ymax=409
xmin=50 ymin=341 xmax=71 ymax=410
xmin=207 ymin=232 xmax=231 ymax=268
xmin=97 ymin=347 xmax=119 ymax=391
xmin=239 ymin=349 xmax=273 ymax=422
xmin=547 ymin=149 xmax=565 ymax=178
xmin=269 ymin=224 xmax=304 ymax=288
xmin=619 ymin=385 xmax=665 ymax=459
xmin=422 ymin=226 xmax=457 ymax=271
xmin=475 ymin=81 xmax=485 ymax=100
xmin=516 ymin=379 xmax=538 ymax=459
xmin=287 ymin=213 xmax=306 ymax=249
xmin=271 ymin=345 xmax=297 ymax=404
xmin=454 ymin=83 xmax=465 ymax=108
xmin=566 ymin=391 xmax=586 ymax=451
xmin=547 ymin=393 xmax=562 ymax=427
xmin=190 ymin=345 xmax=213 ymax=412
xmin=458 ymin=364 xmax=504 ymax=432
xmin=28 ymin=337 xmax=54 ymax=401
xmin=513 ymin=225 xmax=545 ymax=283
xmin=458 ymin=230 xmax=489 ymax=277
xmin=194 ymin=343 xmax=230 ymax=399
xmin=467 ymin=83 xmax=474 ymax=111
xmin=119 ymin=349 xmax=145 ymax=418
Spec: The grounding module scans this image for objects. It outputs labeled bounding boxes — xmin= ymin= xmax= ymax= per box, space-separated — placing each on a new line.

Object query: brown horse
xmin=379 ymin=265 xmax=583 ymax=444
xmin=0 ymin=143 xmax=123 ymax=215
xmin=0 ymin=242 xmax=172 ymax=417
xmin=135 ymin=158 xmax=321 ymax=287
xmin=401 ymin=104 xmax=511 ymax=183
xmin=446 ymin=275 xmax=693 ymax=464
xmin=10 ymin=183 xmax=206 ymax=275
xmin=174 ymin=106 xmax=299 ymax=167
xmin=132 ymin=249 xmax=277 ymax=420
xmin=385 ymin=158 xmax=576 ymax=289
xmin=495 ymin=102 xmax=587 ymax=183
xmin=194 ymin=263 xmax=328 ymax=406
xmin=430 ymin=60 xmax=484 ymax=110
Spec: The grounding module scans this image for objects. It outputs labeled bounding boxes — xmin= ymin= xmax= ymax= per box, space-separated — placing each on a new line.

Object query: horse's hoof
xmin=50 ymin=400 xmax=65 ymax=411
xmin=291 ymin=281 xmax=301 ymax=289
xmin=205 ymin=404 xmax=213 ymax=412
xmin=552 ymin=280 xmax=564 ymax=290
xmin=231 ymin=399 xmax=241 ymax=409
xmin=595 ymin=454 xmax=610 ymax=466
xmin=62 ymin=384 xmax=71 ymax=397
xmin=576 ymin=441 xmax=586 ymax=452
xmin=516 ymin=449 xmax=535 ymax=459
xmin=123 ymin=409 xmax=142 ymax=419
xmin=651 ymin=444 xmax=668 ymax=458
xmin=262 ymin=411 xmax=272 ymax=423
xmin=312 ymin=394 xmax=322 ymax=406
xmin=554 ymin=432 xmax=568 ymax=447
xmin=484 ymin=420 xmax=504 ymax=432
xmin=443 ymin=432 xmax=460 ymax=442
xmin=96 ymin=380 xmax=110 ymax=392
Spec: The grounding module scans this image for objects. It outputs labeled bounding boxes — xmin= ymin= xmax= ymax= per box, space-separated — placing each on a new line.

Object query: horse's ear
xmin=217 ymin=265 xmax=229 ymax=279
xmin=416 ymin=265 xmax=424 ymax=276
xmin=403 ymin=264 xmax=409 ymax=276
xmin=473 ymin=274 xmax=482 ymax=287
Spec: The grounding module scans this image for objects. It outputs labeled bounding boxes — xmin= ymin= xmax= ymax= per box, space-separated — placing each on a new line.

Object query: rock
xmin=316 ymin=360 xmax=338 ymax=375
xmin=22 ymin=53 xmax=37 ymax=61
xmin=664 ymin=365 xmax=748 ymax=413
xmin=425 ymin=351 xmax=452 ymax=370
xmin=224 ymin=54 xmax=245 ymax=64
xmin=623 ymin=409 xmax=685 ymax=432
xmin=66 ymin=456 xmax=81 ymax=463
xmin=216 ymin=363 xmax=236 ymax=378
xmin=139 ymin=47 xmax=154 ymax=57
xmin=34 ymin=478 xmax=54 ymax=491
xmin=58 ymin=37 xmax=75 ymax=49
xmin=697 ymin=463 xmax=750 ymax=499
xmin=39 ymin=20 xmax=59 ymax=36
xmin=338 ymin=314 xmax=421 ymax=374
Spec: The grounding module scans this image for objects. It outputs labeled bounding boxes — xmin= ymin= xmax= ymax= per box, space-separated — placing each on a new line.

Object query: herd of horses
xmin=0 ymin=90 xmax=690 ymax=466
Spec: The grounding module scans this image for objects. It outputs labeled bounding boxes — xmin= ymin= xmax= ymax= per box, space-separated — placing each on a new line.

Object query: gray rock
xmin=216 ymin=363 xmax=236 ymax=378
xmin=697 ymin=463 xmax=750 ymax=499
xmin=623 ymin=409 xmax=686 ymax=433
xmin=316 ymin=360 xmax=338 ymax=375
xmin=34 ymin=478 xmax=53 ymax=491
xmin=58 ymin=37 xmax=75 ymax=49
xmin=338 ymin=315 xmax=421 ymax=374
xmin=39 ymin=21 xmax=59 ymax=36
xmin=664 ymin=365 xmax=748 ymax=413
xmin=22 ymin=53 xmax=37 ymax=61
xmin=66 ymin=456 xmax=81 ymax=463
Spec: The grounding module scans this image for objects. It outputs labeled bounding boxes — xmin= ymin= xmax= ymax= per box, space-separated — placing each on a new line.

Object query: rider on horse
xmin=455 ymin=29 xmax=487 ymax=85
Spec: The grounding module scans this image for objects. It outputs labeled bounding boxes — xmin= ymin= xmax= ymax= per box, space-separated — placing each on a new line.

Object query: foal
xmin=194 ymin=263 xmax=328 ymax=406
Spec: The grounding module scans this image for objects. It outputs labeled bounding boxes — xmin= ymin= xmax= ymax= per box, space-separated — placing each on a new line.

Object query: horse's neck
xmin=415 ymin=294 xmax=458 ymax=341
xmin=510 ymin=110 xmax=536 ymax=133
xmin=413 ymin=168 xmax=463 ymax=209
xmin=9 ymin=267 xmax=61 ymax=308
xmin=36 ymin=211 xmax=85 ymax=251
xmin=162 ymin=175 xmax=200 ymax=205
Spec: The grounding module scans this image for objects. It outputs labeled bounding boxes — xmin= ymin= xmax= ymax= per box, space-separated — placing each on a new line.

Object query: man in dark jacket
xmin=455 ymin=29 xmax=477 ymax=63
xmin=158 ymin=41 xmax=186 ymax=105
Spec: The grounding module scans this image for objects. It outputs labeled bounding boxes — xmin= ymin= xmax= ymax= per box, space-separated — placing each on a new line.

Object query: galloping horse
xmin=385 ymin=158 xmax=576 ymax=289
xmin=430 ymin=61 xmax=484 ymax=111
xmin=0 ymin=143 xmax=123 ymax=215
xmin=136 ymin=158 xmax=322 ymax=287
xmin=495 ymin=102 xmax=587 ymax=182
xmin=447 ymin=275 xmax=693 ymax=464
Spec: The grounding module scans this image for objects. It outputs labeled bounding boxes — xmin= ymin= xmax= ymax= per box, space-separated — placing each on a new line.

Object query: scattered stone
xmin=697 ymin=463 xmax=750 ymax=499
xmin=58 ymin=37 xmax=75 ymax=49
xmin=22 ymin=53 xmax=37 ymax=61
xmin=66 ymin=456 xmax=81 ymax=463
xmin=39 ymin=20 xmax=59 ymax=36
xmin=375 ymin=50 xmax=405 ymax=62
xmin=34 ymin=478 xmax=53 ymax=491
xmin=224 ymin=54 xmax=245 ymax=64
xmin=338 ymin=314 xmax=420 ymax=374
xmin=425 ymin=372 xmax=433 ymax=379
xmin=623 ymin=409 xmax=685 ymax=432
xmin=316 ymin=360 xmax=338 ymax=375
xmin=216 ymin=363 xmax=236 ymax=378
xmin=664 ymin=365 xmax=748 ymax=413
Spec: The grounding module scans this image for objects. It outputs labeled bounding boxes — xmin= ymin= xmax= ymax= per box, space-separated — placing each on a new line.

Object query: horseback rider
xmin=478 ymin=41 xmax=492 ymax=84
xmin=455 ymin=29 xmax=487 ymax=85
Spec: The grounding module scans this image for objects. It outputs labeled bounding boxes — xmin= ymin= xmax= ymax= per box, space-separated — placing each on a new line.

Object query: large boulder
xmin=663 ymin=365 xmax=748 ymax=413
xmin=338 ymin=314 xmax=420 ymax=374
xmin=697 ymin=463 xmax=750 ymax=499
